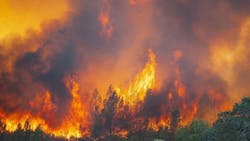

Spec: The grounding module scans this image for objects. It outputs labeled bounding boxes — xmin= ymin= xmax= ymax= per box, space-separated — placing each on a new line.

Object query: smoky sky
xmin=0 ymin=0 xmax=249 ymax=128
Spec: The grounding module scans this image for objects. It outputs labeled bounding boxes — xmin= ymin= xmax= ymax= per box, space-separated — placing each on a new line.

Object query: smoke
xmin=0 ymin=0 xmax=250 ymax=136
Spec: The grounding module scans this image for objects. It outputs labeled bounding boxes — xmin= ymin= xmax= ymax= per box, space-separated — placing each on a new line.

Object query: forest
xmin=0 ymin=96 xmax=249 ymax=141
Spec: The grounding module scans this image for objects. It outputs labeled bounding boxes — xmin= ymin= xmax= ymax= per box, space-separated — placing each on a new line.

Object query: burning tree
xmin=91 ymin=86 xmax=119 ymax=139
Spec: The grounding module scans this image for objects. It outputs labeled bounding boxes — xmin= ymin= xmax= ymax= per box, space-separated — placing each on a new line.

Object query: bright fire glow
xmin=0 ymin=0 xmax=69 ymax=40
xmin=117 ymin=49 xmax=156 ymax=105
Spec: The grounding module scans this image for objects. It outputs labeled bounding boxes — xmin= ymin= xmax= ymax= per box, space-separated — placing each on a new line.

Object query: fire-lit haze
xmin=0 ymin=0 xmax=69 ymax=40
xmin=0 ymin=0 xmax=250 ymax=138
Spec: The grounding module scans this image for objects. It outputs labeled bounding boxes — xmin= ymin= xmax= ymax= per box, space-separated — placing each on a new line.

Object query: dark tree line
xmin=0 ymin=120 xmax=68 ymax=141
xmin=0 ymin=97 xmax=249 ymax=141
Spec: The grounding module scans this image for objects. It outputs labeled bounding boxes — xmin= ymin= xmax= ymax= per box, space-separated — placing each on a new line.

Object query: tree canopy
xmin=0 ymin=97 xmax=249 ymax=141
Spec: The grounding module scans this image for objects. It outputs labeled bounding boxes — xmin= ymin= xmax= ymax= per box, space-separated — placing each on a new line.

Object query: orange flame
xmin=0 ymin=80 xmax=90 ymax=139
xmin=98 ymin=0 xmax=113 ymax=39
xmin=49 ymin=80 xmax=90 ymax=138
xmin=117 ymin=49 xmax=156 ymax=106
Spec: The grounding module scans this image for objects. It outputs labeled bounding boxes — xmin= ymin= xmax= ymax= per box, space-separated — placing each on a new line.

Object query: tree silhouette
xmin=103 ymin=88 xmax=119 ymax=134
xmin=170 ymin=109 xmax=180 ymax=141
xmin=213 ymin=97 xmax=250 ymax=141
xmin=91 ymin=86 xmax=119 ymax=139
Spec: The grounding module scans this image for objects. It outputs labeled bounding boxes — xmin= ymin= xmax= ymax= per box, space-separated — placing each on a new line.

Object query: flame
xmin=98 ymin=0 xmax=113 ymax=39
xmin=0 ymin=46 xmax=236 ymax=138
xmin=174 ymin=80 xmax=186 ymax=98
xmin=1 ymin=1 xmax=250 ymax=140
xmin=0 ymin=80 xmax=90 ymax=139
xmin=49 ymin=80 xmax=90 ymax=138
xmin=114 ymin=130 xmax=129 ymax=138
xmin=147 ymin=117 xmax=169 ymax=131
xmin=0 ymin=49 xmax=156 ymax=138
xmin=2 ymin=114 xmax=48 ymax=133
xmin=117 ymin=49 xmax=156 ymax=105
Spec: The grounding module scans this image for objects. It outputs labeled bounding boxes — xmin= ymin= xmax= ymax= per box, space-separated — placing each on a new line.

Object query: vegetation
xmin=176 ymin=97 xmax=250 ymax=141
xmin=0 ymin=97 xmax=249 ymax=141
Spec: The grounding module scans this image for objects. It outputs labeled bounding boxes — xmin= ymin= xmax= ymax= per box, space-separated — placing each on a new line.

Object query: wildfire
xmin=0 ymin=46 xmax=235 ymax=138
xmin=147 ymin=117 xmax=169 ymax=131
xmin=1 ymin=1 xmax=249 ymax=139
xmin=2 ymin=114 xmax=48 ymax=133
xmin=117 ymin=49 xmax=156 ymax=106
xmin=0 ymin=80 xmax=90 ymax=139
xmin=0 ymin=49 xmax=156 ymax=139
xmin=49 ymin=80 xmax=90 ymax=138
xmin=98 ymin=0 xmax=113 ymax=39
